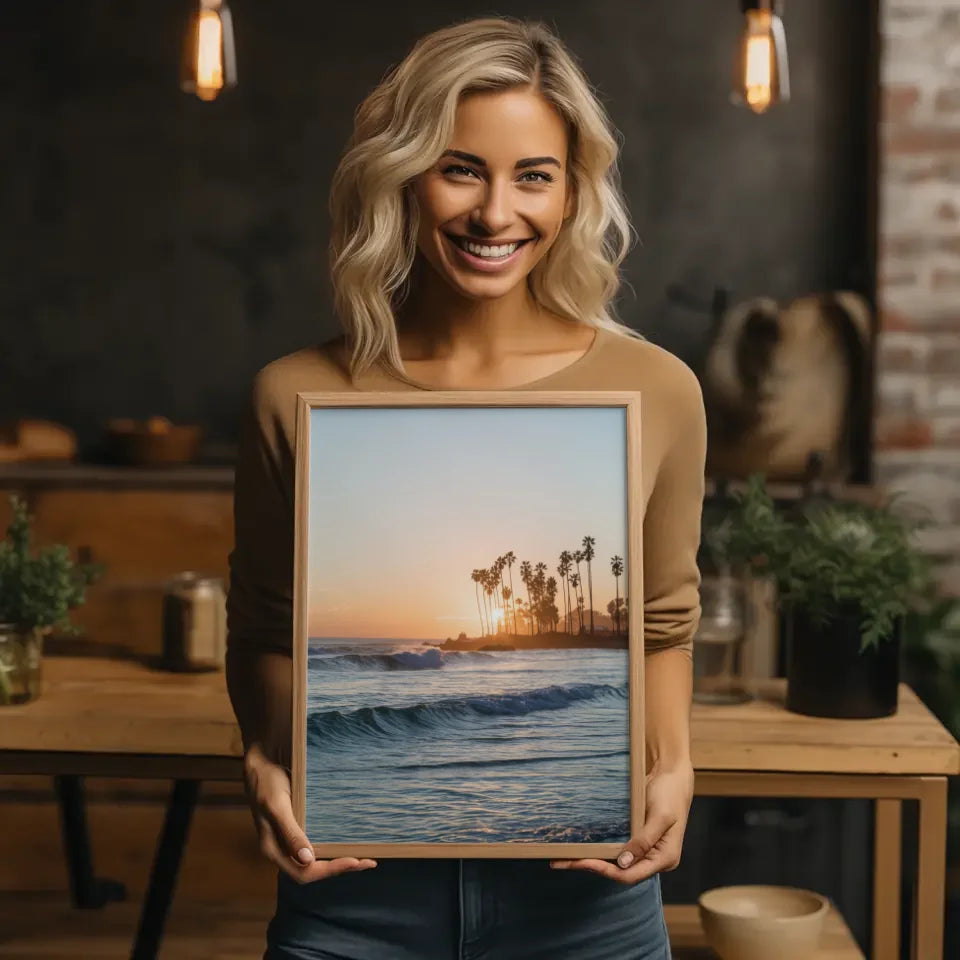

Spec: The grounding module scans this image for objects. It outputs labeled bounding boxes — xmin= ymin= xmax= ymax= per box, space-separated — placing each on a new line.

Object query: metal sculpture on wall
xmin=702 ymin=291 xmax=872 ymax=482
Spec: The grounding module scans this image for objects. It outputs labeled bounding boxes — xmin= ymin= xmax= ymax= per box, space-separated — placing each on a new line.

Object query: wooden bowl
xmin=106 ymin=418 xmax=203 ymax=466
xmin=698 ymin=885 xmax=828 ymax=960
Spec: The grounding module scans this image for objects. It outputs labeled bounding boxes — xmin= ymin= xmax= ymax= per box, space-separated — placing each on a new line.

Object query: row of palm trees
xmin=469 ymin=537 xmax=628 ymax=639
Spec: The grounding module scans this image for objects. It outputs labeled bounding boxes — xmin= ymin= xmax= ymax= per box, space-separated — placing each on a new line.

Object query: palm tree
xmin=515 ymin=597 xmax=528 ymax=635
xmin=545 ymin=576 xmax=560 ymax=631
xmin=565 ymin=554 xmax=578 ymax=634
xmin=611 ymin=555 xmax=624 ymax=636
xmin=503 ymin=551 xmax=518 ymax=635
xmin=483 ymin=569 xmax=497 ymax=635
xmin=494 ymin=556 xmax=508 ymax=632
xmin=573 ymin=549 xmax=584 ymax=587
xmin=558 ymin=551 xmax=572 ymax=635
xmin=582 ymin=535 xmax=596 ymax=635
xmin=534 ymin=563 xmax=547 ymax=635
xmin=471 ymin=569 xmax=486 ymax=637
xmin=569 ymin=572 xmax=582 ymax=633
xmin=520 ymin=561 xmax=533 ymax=634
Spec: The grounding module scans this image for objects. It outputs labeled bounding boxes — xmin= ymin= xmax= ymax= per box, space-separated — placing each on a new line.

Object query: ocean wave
xmin=395 ymin=749 xmax=626 ymax=772
xmin=308 ymin=649 xmax=493 ymax=672
xmin=307 ymin=682 xmax=627 ymax=746
xmin=505 ymin=819 xmax=631 ymax=843
xmin=394 ymin=819 xmax=631 ymax=844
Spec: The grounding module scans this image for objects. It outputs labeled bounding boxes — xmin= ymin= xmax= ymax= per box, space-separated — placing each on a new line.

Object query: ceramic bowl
xmin=106 ymin=418 xmax=203 ymax=466
xmin=698 ymin=884 xmax=828 ymax=960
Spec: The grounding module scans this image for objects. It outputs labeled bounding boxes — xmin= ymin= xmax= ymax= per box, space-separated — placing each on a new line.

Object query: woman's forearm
xmin=225 ymin=646 xmax=293 ymax=769
xmin=643 ymin=646 xmax=693 ymax=772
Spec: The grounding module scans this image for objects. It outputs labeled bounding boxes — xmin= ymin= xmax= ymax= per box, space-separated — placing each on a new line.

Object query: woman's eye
xmin=519 ymin=170 xmax=555 ymax=184
xmin=443 ymin=163 xmax=553 ymax=183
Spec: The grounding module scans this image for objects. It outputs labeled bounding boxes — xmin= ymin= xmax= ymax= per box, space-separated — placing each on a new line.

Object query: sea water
xmin=304 ymin=638 xmax=630 ymax=844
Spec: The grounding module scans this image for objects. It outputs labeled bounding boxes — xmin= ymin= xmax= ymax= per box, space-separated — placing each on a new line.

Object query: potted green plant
xmin=706 ymin=474 xmax=933 ymax=718
xmin=0 ymin=494 xmax=102 ymax=705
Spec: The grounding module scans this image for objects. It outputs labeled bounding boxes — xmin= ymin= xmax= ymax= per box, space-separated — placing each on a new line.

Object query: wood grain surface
xmin=1 ymin=658 xmax=957 ymax=778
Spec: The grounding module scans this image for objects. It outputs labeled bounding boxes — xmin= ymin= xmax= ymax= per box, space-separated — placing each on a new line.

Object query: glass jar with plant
xmin=707 ymin=474 xmax=933 ymax=718
xmin=0 ymin=495 xmax=102 ymax=705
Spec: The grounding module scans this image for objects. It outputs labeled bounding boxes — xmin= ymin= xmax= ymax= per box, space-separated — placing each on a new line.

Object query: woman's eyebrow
xmin=440 ymin=149 xmax=562 ymax=169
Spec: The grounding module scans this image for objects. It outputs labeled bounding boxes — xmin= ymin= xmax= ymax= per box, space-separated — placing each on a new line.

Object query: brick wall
xmin=876 ymin=0 xmax=960 ymax=593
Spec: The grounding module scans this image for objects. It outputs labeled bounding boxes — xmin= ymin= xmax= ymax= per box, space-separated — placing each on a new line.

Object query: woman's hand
xmin=550 ymin=760 xmax=694 ymax=884
xmin=243 ymin=743 xmax=377 ymax=884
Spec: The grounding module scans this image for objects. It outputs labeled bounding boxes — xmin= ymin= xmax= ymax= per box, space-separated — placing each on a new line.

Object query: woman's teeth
xmin=452 ymin=237 xmax=525 ymax=259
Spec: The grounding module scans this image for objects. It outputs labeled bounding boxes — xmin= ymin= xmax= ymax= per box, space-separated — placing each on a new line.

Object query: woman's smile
xmin=444 ymin=232 xmax=535 ymax=272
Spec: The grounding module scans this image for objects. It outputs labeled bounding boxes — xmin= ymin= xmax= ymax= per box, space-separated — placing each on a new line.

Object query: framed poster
xmin=291 ymin=391 xmax=644 ymax=859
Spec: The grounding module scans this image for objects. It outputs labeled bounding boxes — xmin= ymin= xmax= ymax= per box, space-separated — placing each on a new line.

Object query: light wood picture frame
xmin=292 ymin=391 xmax=644 ymax=859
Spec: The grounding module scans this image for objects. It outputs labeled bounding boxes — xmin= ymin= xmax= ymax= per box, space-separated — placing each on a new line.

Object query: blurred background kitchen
xmin=1 ymin=1 xmax=959 ymax=958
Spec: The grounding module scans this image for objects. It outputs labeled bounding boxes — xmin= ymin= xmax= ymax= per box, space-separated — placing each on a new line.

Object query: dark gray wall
xmin=1 ymin=1 xmax=873 ymax=457
xmin=0 ymin=4 xmax=879 ymax=943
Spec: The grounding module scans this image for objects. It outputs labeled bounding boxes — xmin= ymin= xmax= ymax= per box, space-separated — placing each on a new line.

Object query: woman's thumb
xmin=293 ymin=843 xmax=315 ymax=864
xmin=271 ymin=805 xmax=315 ymax=863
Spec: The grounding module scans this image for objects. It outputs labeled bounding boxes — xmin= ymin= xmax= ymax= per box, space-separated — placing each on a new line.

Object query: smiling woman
xmin=227 ymin=14 xmax=704 ymax=960
xmin=412 ymin=90 xmax=572 ymax=292
xmin=328 ymin=17 xmax=637 ymax=384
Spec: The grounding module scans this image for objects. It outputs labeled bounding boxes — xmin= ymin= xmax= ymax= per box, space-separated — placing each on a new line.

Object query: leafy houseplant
xmin=706 ymin=474 xmax=934 ymax=718
xmin=0 ymin=495 xmax=102 ymax=705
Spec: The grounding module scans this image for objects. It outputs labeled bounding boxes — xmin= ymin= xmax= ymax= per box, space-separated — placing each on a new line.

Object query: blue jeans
xmin=265 ymin=858 xmax=671 ymax=960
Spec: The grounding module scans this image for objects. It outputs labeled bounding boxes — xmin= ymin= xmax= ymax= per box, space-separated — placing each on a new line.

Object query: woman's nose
xmin=469 ymin=181 xmax=513 ymax=235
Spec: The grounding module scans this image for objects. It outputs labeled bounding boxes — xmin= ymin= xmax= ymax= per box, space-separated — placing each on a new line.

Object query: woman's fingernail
xmin=296 ymin=847 xmax=315 ymax=864
xmin=618 ymin=851 xmax=634 ymax=868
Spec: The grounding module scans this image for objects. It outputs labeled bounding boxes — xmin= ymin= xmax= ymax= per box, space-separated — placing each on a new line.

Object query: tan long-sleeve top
xmin=226 ymin=326 xmax=707 ymax=657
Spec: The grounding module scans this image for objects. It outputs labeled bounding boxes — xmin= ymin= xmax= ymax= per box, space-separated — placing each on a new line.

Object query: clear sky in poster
xmin=307 ymin=405 xmax=629 ymax=639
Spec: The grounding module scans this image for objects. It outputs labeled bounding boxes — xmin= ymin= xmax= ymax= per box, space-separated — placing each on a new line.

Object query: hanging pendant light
xmin=732 ymin=0 xmax=790 ymax=114
xmin=181 ymin=0 xmax=237 ymax=102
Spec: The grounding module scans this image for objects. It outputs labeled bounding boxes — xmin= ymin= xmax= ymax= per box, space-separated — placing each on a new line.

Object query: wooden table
xmin=0 ymin=657 xmax=957 ymax=959
xmin=692 ymin=683 xmax=960 ymax=960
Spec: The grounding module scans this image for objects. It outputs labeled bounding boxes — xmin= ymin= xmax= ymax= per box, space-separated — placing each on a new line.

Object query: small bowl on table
xmin=106 ymin=417 xmax=203 ymax=466
xmin=698 ymin=884 xmax=828 ymax=960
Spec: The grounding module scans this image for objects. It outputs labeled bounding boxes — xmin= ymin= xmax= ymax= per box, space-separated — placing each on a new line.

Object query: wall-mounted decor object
xmin=180 ymin=0 xmax=237 ymax=101
xmin=702 ymin=291 xmax=871 ymax=482
xmin=291 ymin=392 xmax=645 ymax=859
xmin=732 ymin=0 xmax=790 ymax=113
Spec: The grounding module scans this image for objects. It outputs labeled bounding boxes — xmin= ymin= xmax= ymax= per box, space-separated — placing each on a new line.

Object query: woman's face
xmin=412 ymin=87 xmax=574 ymax=302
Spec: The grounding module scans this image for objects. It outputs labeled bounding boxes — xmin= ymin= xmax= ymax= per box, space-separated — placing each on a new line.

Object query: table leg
xmin=53 ymin=774 xmax=127 ymax=908
xmin=130 ymin=778 xmax=201 ymax=960
xmin=911 ymin=777 xmax=947 ymax=960
xmin=873 ymin=798 xmax=902 ymax=960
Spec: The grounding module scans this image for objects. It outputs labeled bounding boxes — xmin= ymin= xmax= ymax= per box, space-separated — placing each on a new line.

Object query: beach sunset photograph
xmin=302 ymin=402 xmax=635 ymax=846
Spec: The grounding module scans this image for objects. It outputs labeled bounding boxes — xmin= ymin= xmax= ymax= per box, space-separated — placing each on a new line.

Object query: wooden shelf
xmin=0 ymin=462 xmax=234 ymax=490
xmin=665 ymin=903 xmax=865 ymax=959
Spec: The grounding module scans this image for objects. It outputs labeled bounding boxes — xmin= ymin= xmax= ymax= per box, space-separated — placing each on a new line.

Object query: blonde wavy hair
xmin=329 ymin=16 xmax=640 ymax=379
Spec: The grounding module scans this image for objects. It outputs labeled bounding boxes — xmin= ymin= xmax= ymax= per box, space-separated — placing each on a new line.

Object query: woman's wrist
xmin=646 ymin=747 xmax=693 ymax=777
xmin=647 ymin=753 xmax=693 ymax=775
